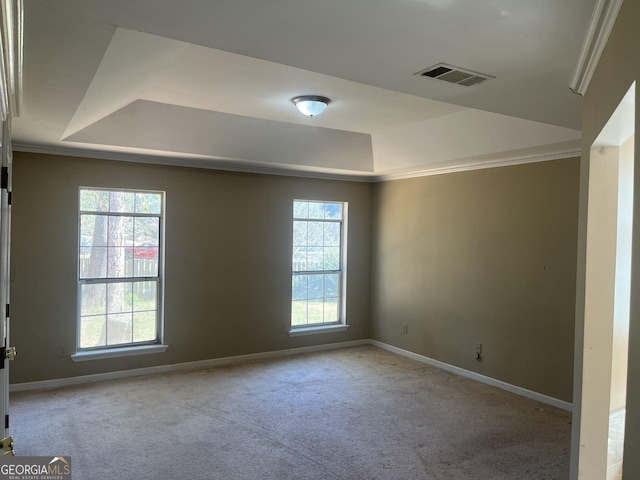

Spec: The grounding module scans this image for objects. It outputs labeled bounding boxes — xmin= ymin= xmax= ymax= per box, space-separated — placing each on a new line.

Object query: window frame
xmin=73 ymin=187 xmax=166 ymax=359
xmin=290 ymin=199 xmax=349 ymax=335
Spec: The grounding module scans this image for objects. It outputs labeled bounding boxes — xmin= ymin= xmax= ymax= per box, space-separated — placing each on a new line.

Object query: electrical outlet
xmin=280 ymin=324 xmax=287 ymax=334
xmin=402 ymin=324 xmax=408 ymax=334
xmin=475 ymin=343 xmax=482 ymax=360
xmin=58 ymin=346 xmax=70 ymax=358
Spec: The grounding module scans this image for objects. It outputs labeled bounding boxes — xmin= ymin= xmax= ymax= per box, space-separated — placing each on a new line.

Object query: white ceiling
xmin=13 ymin=0 xmax=594 ymax=178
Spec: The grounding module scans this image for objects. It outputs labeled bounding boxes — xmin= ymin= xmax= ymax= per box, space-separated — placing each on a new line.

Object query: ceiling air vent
xmin=415 ymin=63 xmax=494 ymax=86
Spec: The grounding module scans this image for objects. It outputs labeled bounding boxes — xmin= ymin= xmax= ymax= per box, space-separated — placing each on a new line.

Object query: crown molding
xmin=13 ymin=143 xmax=581 ymax=184
xmin=12 ymin=143 xmax=374 ymax=183
xmin=570 ymin=0 xmax=624 ymax=96
xmin=373 ymin=149 xmax=582 ymax=182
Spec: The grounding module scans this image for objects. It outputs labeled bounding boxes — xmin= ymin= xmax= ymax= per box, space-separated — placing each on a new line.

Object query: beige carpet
xmin=9 ymin=346 xmax=571 ymax=479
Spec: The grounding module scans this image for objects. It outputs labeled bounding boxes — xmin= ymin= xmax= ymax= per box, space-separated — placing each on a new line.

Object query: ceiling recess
xmin=416 ymin=63 xmax=494 ymax=86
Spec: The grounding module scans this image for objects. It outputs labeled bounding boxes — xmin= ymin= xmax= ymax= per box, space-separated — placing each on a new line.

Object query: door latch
xmin=2 ymin=347 xmax=15 ymax=361
xmin=0 ymin=436 xmax=15 ymax=456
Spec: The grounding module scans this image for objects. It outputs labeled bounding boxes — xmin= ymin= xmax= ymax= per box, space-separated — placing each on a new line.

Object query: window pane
xmin=325 ymin=274 xmax=339 ymax=297
xmin=133 ymin=246 xmax=159 ymax=260
xmin=324 ymin=247 xmax=340 ymax=270
xmin=133 ymin=311 xmax=156 ymax=342
xmin=324 ymin=298 xmax=339 ymax=323
xmin=293 ymin=201 xmax=308 ymax=219
xmin=80 ymin=315 xmax=106 ymax=348
xmin=110 ymin=191 xmax=135 ymax=213
xmin=107 ymin=247 xmax=133 ymax=277
xmin=292 ymin=275 xmax=308 ymax=301
xmin=81 ymin=284 xmax=106 ymax=316
xmin=106 ymin=313 xmax=133 ymax=345
xmin=80 ymin=214 xmax=108 ymax=247
xmin=324 ymin=223 xmax=340 ymax=246
xmin=79 ymin=247 xmax=91 ymax=278
xmin=324 ymin=203 xmax=343 ymax=220
xmin=307 ymin=247 xmax=323 ymax=271
xmin=80 ymin=190 xmax=109 ymax=212
xmin=108 ymin=216 xmax=133 ymax=247
xmin=292 ymin=301 xmax=307 ymax=326
xmin=80 ymin=246 xmax=107 ymax=279
xmin=307 ymin=222 xmax=323 ymax=246
xmin=293 ymin=221 xmax=307 ymax=246
xmin=308 ymin=202 xmax=324 ymax=219
xmin=308 ymin=274 xmax=323 ymax=299
xmin=134 ymin=217 xmax=159 ymax=246
xmin=134 ymin=255 xmax=158 ymax=277
xmin=135 ymin=193 xmax=162 ymax=214
xmin=308 ymin=300 xmax=323 ymax=324
xmin=80 ymin=215 xmax=93 ymax=247
xmin=107 ymin=282 xmax=133 ymax=314
xmin=292 ymin=247 xmax=307 ymax=272
xmin=133 ymin=281 xmax=157 ymax=311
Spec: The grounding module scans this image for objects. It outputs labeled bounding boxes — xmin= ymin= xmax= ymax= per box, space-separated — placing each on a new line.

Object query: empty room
xmin=0 ymin=0 xmax=636 ymax=479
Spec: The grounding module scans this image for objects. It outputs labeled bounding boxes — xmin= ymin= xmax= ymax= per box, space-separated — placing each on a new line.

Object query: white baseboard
xmin=10 ymin=338 xmax=573 ymax=412
xmin=10 ymin=339 xmax=369 ymax=392
xmin=370 ymin=340 xmax=573 ymax=412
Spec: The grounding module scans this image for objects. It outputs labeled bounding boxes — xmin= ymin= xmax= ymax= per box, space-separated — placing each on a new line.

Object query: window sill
xmin=288 ymin=324 xmax=350 ymax=337
xmin=71 ymin=344 xmax=169 ymax=362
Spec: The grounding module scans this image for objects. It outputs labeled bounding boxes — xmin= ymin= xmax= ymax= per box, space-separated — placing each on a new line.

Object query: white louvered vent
xmin=415 ymin=63 xmax=494 ymax=86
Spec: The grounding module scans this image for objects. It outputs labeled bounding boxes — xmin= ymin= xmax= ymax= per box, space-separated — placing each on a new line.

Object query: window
xmin=291 ymin=200 xmax=346 ymax=329
xmin=78 ymin=188 xmax=164 ymax=351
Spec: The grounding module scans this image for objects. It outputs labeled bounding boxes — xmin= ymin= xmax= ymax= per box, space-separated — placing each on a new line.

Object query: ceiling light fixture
xmin=292 ymin=95 xmax=330 ymax=117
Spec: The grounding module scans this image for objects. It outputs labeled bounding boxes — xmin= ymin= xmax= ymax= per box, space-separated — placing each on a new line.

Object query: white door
xmin=0 ymin=0 xmax=20 ymax=456
xmin=0 ymin=118 xmax=14 ymax=455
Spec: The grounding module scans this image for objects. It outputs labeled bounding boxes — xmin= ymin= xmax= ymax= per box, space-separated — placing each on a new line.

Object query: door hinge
xmin=0 ymin=167 xmax=7 ymax=190
xmin=5 ymin=304 xmax=8 ymax=318
xmin=0 ymin=436 xmax=14 ymax=456
xmin=7 ymin=191 xmax=11 ymax=206
xmin=5 ymin=415 xmax=8 ymax=430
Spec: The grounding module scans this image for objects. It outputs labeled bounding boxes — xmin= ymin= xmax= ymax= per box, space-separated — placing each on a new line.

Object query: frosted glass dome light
xmin=292 ymin=95 xmax=331 ymax=117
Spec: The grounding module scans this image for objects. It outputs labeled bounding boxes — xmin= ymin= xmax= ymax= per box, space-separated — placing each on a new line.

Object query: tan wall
xmin=10 ymin=150 xmax=581 ymax=409
xmin=370 ymin=158 xmax=580 ymax=402
xmin=9 ymin=152 xmax=372 ymax=384
xmin=574 ymin=1 xmax=640 ymax=478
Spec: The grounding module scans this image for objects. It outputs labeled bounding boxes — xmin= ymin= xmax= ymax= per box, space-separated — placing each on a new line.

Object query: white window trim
xmin=288 ymin=324 xmax=350 ymax=337
xmin=76 ymin=187 xmax=166 ymax=355
xmin=290 ymin=200 xmax=348 ymax=331
xmin=71 ymin=344 xmax=168 ymax=362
